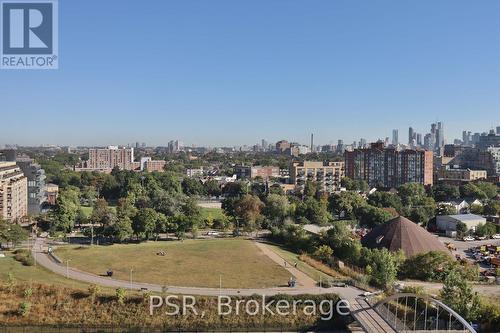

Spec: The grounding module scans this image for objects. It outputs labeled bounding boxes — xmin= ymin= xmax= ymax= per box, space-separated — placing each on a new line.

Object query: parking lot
xmin=438 ymin=236 xmax=500 ymax=269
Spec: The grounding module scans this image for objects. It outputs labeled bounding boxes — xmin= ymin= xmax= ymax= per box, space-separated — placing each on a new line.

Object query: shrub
xmin=13 ymin=249 xmax=34 ymax=266
xmin=18 ymin=301 xmax=31 ymax=317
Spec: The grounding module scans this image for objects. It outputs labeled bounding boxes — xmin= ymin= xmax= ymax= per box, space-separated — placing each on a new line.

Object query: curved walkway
xmin=32 ymin=238 xmax=361 ymax=299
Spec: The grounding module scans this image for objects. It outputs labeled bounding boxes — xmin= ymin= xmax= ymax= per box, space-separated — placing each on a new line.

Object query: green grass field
xmin=55 ymin=239 xmax=290 ymax=288
xmin=200 ymin=207 xmax=226 ymax=220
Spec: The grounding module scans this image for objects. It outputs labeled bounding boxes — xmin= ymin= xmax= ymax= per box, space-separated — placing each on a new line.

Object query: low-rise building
xmin=0 ymin=162 xmax=27 ymax=221
xmin=235 ymin=165 xmax=280 ymax=179
xmin=290 ymin=161 xmax=344 ymax=193
xmin=436 ymin=214 xmax=486 ymax=232
xmin=436 ymin=168 xmax=487 ymax=185
xmin=45 ymin=183 xmax=59 ymax=205
xmin=186 ymin=168 xmax=204 ymax=178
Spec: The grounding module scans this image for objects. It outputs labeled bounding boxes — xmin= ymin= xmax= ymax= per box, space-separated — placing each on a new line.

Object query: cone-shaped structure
xmin=361 ymin=216 xmax=450 ymax=258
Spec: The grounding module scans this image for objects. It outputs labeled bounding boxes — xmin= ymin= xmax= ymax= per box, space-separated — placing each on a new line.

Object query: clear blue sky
xmin=1 ymin=0 xmax=499 ymax=147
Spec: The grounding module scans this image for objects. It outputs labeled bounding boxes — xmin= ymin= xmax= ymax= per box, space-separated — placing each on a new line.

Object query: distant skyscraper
xmin=416 ymin=133 xmax=422 ymax=146
xmin=310 ymin=133 xmax=314 ymax=151
xmin=408 ymin=127 xmax=414 ymax=145
xmin=359 ymin=138 xmax=367 ymax=148
xmin=435 ymin=122 xmax=444 ymax=150
xmin=392 ymin=129 xmax=399 ymax=146
xmin=497 ymin=126 xmax=500 ymax=135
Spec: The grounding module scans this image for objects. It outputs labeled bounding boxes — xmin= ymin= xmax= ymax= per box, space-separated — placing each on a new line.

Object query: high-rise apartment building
xmin=84 ymin=146 xmax=135 ymax=172
xmin=408 ymin=127 xmax=415 ymax=145
xmin=0 ymin=162 xmax=27 ymax=221
xmin=16 ymin=157 xmax=46 ymax=214
xmin=345 ymin=142 xmax=433 ymax=188
xmin=290 ymin=161 xmax=345 ymax=193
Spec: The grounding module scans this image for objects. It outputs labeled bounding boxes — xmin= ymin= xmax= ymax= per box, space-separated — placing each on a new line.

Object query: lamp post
xmin=130 ymin=268 xmax=133 ymax=290
xmin=66 ymin=259 xmax=71 ymax=279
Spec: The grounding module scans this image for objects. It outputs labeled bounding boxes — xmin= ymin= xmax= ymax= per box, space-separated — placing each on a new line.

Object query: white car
xmin=475 ymin=235 xmax=487 ymax=240
xmin=492 ymin=234 xmax=500 ymax=239
xmin=206 ymin=231 xmax=220 ymax=236
xmin=462 ymin=236 xmax=475 ymax=241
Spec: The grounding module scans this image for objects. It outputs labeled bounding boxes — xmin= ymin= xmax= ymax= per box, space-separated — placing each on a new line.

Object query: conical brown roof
xmin=361 ymin=216 xmax=450 ymax=258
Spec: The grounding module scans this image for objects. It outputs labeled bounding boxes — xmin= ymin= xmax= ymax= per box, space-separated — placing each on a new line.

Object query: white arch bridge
xmin=351 ymin=293 xmax=477 ymax=333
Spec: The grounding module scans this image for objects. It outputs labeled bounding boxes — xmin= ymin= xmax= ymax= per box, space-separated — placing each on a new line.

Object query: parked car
xmin=492 ymin=234 xmax=500 ymax=239
xmin=463 ymin=236 xmax=475 ymax=241
xmin=206 ymin=231 xmax=220 ymax=236
xmin=475 ymin=235 xmax=487 ymax=240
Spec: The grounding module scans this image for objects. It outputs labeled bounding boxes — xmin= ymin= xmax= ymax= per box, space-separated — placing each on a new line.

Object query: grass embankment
xmin=0 ymin=282 xmax=343 ymax=330
xmin=55 ymin=239 xmax=290 ymax=288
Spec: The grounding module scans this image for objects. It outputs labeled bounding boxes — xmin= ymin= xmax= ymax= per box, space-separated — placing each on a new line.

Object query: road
xmin=401 ymin=280 xmax=500 ymax=297
xmin=32 ymin=238 xmax=362 ymax=300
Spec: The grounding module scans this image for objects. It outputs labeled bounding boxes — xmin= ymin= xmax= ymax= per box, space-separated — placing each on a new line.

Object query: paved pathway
xmin=32 ymin=238 xmax=362 ymax=300
xmin=254 ymin=241 xmax=317 ymax=288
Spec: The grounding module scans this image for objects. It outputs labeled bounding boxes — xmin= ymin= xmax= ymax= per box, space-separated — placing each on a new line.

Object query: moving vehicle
xmin=462 ymin=236 xmax=475 ymax=241
xmin=475 ymin=235 xmax=487 ymax=240
xmin=492 ymin=234 xmax=500 ymax=239
xmin=206 ymin=231 xmax=220 ymax=236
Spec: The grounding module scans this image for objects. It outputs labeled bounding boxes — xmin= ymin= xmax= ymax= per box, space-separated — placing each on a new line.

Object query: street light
xmin=130 ymin=268 xmax=133 ymax=290
xmin=66 ymin=259 xmax=71 ymax=279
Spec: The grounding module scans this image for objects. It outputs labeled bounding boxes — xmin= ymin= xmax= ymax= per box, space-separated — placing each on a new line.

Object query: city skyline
xmin=1 ymin=0 xmax=500 ymax=146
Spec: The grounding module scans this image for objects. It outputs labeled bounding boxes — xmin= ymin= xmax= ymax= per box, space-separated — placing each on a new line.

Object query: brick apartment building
xmin=0 ymin=162 xmax=27 ymax=221
xmin=345 ymin=142 xmax=433 ymax=188
xmin=81 ymin=146 xmax=135 ymax=172
xmin=290 ymin=161 xmax=345 ymax=193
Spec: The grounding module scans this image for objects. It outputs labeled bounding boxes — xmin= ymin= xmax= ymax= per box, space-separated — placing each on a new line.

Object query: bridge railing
xmin=371 ymin=293 xmax=477 ymax=333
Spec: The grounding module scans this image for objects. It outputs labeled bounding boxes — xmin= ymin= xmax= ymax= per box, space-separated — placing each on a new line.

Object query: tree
xmin=456 ymin=221 xmax=468 ymax=236
xmin=132 ymin=208 xmax=158 ymax=240
xmin=366 ymin=248 xmax=403 ymax=290
xmin=356 ymin=205 xmax=392 ymax=228
xmin=475 ymin=182 xmax=498 ymax=200
xmin=436 ymin=204 xmax=457 ymax=216
xmin=400 ymin=251 xmax=453 ymax=281
xmin=460 ymin=183 xmax=487 ymax=200
xmin=469 ymin=204 xmax=484 ymax=215
xmin=368 ymin=192 xmax=403 ymax=213
xmin=233 ymin=194 xmax=264 ymax=232
xmin=111 ymin=216 xmax=133 ymax=242
xmin=0 ymin=219 xmax=28 ymax=248
xmin=204 ymin=179 xmax=221 ymax=197
xmin=475 ymin=223 xmax=497 ymax=237
xmin=328 ymin=192 xmax=365 ymax=218
xmin=341 ymin=177 xmax=369 ymax=192
xmin=484 ymin=200 xmax=500 ymax=216
xmin=313 ymin=245 xmax=334 ymax=262
xmin=181 ymin=178 xmax=205 ymax=196
xmin=432 ymin=184 xmax=460 ymax=202
xmin=52 ymin=186 xmax=80 ymax=232
xmin=263 ymin=194 xmax=290 ymax=227
xmin=440 ymin=268 xmax=481 ymax=321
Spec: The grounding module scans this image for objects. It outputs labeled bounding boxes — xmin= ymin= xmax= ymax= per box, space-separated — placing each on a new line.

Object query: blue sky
xmin=1 ymin=0 xmax=499 ymax=147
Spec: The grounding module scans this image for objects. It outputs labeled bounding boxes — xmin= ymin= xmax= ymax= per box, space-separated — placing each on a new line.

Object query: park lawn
xmin=200 ymin=207 xmax=225 ymax=220
xmin=0 ymin=251 xmax=113 ymax=292
xmin=266 ymin=244 xmax=334 ymax=283
xmin=55 ymin=239 xmax=291 ymax=288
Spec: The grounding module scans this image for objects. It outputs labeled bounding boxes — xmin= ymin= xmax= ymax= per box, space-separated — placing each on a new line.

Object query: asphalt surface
xmin=32 ymin=238 xmax=362 ymax=300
